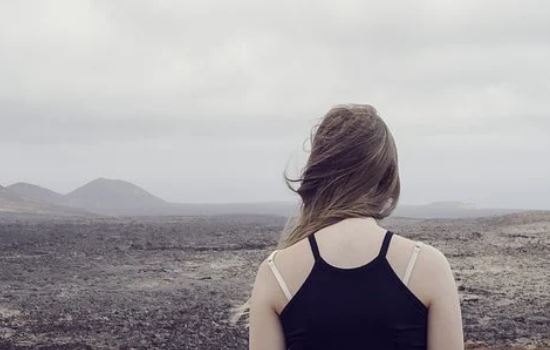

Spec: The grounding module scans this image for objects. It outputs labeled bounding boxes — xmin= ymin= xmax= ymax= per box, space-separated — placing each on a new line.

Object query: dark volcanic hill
xmin=62 ymin=178 xmax=171 ymax=215
xmin=0 ymin=184 xmax=20 ymax=200
xmin=0 ymin=184 xmax=92 ymax=218
xmin=7 ymin=182 xmax=64 ymax=204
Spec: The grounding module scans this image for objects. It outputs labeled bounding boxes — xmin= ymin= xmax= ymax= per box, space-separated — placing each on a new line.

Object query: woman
xmin=247 ymin=104 xmax=464 ymax=349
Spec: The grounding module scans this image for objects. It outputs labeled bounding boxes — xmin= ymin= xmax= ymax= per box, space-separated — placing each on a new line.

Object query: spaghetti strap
xmin=267 ymin=250 xmax=292 ymax=301
xmin=378 ymin=230 xmax=394 ymax=258
xmin=403 ymin=241 xmax=422 ymax=286
xmin=308 ymin=234 xmax=321 ymax=261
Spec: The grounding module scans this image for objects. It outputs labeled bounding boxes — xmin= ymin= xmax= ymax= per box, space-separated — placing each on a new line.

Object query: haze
xmin=1 ymin=0 xmax=549 ymax=209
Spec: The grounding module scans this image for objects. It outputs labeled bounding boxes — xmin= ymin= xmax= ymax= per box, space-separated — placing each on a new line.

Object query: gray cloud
xmin=0 ymin=0 xmax=549 ymax=208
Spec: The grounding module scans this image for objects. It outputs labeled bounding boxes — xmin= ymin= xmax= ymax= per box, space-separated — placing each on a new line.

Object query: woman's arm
xmin=249 ymin=258 xmax=286 ymax=350
xmin=425 ymin=247 xmax=465 ymax=350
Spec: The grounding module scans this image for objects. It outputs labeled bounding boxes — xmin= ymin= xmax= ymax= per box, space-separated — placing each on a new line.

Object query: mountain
xmin=62 ymin=178 xmax=171 ymax=215
xmin=0 ymin=178 xmax=532 ymax=218
xmin=0 ymin=184 xmax=21 ymax=201
xmin=0 ymin=184 xmax=93 ymax=218
xmin=7 ymin=182 xmax=64 ymax=204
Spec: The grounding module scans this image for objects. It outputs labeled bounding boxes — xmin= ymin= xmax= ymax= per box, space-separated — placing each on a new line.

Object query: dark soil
xmin=0 ymin=212 xmax=548 ymax=349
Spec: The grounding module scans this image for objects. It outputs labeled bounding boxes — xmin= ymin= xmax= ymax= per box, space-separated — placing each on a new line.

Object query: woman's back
xmin=249 ymin=218 xmax=464 ymax=350
xmin=247 ymin=105 xmax=463 ymax=350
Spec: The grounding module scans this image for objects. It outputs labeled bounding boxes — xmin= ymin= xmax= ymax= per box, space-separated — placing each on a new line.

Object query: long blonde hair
xmin=231 ymin=103 xmax=400 ymax=325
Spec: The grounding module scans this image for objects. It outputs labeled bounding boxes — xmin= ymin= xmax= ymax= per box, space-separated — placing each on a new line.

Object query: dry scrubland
xmin=0 ymin=212 xmax=548 ymax=349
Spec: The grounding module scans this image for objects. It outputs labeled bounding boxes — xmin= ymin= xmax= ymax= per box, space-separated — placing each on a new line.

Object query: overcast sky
xmin=1 ymin=0 xmax=549 ymax=209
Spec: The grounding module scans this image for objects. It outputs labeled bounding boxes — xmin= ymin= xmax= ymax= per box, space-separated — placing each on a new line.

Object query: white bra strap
xmin=403 ymin=242 xmax=422 ymax=286
xmin=267 ymin=250 xmax=292 ymax=301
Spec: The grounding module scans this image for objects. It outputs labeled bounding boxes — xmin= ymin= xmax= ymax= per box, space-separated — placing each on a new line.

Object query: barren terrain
xmin=0 ymin=212 xmax=548 ymax=349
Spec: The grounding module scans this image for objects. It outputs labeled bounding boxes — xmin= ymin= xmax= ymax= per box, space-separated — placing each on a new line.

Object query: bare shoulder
xmin=251 ymin=237 xmax=314 ymax=314
xmin=254 ymin=237 xmax=310 ymax=281
xmin=392 ymin=233 xmax=452 ymax=271
xmin=272 ymin=237 xmax=312 ymax=266
xmin=417 ymin=238 xmax=450 ymax=261
xmin=416 ymin=241 xmax=454 ymax=278
xmin=389 ymin=233 xmax=456 ymax=307
xmin=251 ymin=250 xmax=288 ymax=312
xmin=251 ymin=254 xmax=275 ymax=304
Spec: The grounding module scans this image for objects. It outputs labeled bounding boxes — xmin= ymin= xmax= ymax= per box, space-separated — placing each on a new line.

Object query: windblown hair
xmin=279 ymin=103 xmax=400 ymax=248
xmin=231 ymin=103 xmax=400 ymax=325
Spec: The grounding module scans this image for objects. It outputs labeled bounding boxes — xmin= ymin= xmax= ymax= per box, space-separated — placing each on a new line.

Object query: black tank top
xmin=279 ymin=230 xmax=428 ymax=349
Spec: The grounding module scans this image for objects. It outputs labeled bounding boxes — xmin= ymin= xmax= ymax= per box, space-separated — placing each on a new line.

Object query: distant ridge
xmin=8 ymin=182 xmax=64 ymax=204
xmin=475 ymin=209 xmax=550 ymax=226
xmin=0 ymin=183 xmax=93 ymax=218
xmin=0 ymin=184 xmax=25 ymax=201
xmin=0 ymin=178 xmax=536 ymax=218
xmin=393 ymin=201 xmax=525 ymax=219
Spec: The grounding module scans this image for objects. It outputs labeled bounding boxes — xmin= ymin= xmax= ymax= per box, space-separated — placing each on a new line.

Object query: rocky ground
xmin=0 ymin=212 xmax=548 ymax=349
